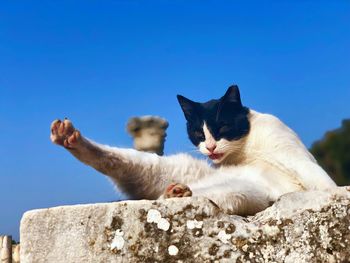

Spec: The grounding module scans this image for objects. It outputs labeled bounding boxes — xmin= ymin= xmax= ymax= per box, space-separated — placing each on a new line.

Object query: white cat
xmin=50 ymin=85 xmax=336 ymax=215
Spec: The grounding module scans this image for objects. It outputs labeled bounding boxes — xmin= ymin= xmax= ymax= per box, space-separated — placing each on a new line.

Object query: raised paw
xmin=164 ymin=183 xmax=192 ymax=198
xmin=50 ymin=118 xmax=82 ymax=148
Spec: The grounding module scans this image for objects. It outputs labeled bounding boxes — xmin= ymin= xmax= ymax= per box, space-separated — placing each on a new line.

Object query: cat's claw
xmin=50 ymin=119 xmax=82 ymax=148
xmin=164 ymin=183 xmax=192 ymax=198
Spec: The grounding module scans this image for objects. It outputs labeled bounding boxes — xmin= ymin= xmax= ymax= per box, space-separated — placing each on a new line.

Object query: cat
xmin=50 ymin=85 xmax=336 ymax=215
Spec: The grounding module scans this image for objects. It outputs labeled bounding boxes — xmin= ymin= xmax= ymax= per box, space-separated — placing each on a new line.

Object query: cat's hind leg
xmin=51 ymin=119 xmax=82 ymax=148
xmin=50 ymin=118 xmax=165 ymax=199
xmin=50 ymin=118 xmax=213 ymax=200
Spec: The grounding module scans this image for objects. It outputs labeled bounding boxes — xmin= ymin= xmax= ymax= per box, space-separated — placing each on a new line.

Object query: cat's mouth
xmin=208 ymin=153 xmax=224 ymax=160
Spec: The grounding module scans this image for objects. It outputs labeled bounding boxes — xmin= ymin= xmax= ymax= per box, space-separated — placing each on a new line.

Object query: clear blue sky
xmin=1 ymin=1 xmax=349 ymax=241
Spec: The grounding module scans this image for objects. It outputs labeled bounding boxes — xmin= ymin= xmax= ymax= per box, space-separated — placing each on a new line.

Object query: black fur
xmin=177 ymin=85 xmax=250 ymax=146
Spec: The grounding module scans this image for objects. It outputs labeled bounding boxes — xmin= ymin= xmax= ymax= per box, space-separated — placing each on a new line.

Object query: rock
xmin=20 ymin=187 xmax=350 ymax=263
xmin=1 ymin=235 xmax=12 ymax=263
xmin=12 ymin=244 xmax=20 ymax=263
xmin=126 ymin=116 xmax=168 ymax=155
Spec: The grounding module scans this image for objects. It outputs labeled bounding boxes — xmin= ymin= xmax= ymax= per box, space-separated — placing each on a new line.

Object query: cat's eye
xmin=219 ymin=125 xmax=231 ymax=134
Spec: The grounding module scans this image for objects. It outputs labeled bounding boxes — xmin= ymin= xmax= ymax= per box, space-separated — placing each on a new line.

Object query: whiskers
xmin=182 ymin=141 xmax=248 ymax=162
xmin=182 ymin=146 xmax=209 ymax=159
xmin=216 ymin=143 xmax=240 ymax=154
xmin=183 ymin=146 xmax=202 ymax=154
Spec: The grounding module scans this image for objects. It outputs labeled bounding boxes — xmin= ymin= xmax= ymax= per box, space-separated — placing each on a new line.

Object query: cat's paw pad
xmin=50 ymin=119 xmax=81 ymax=148
xmin=164 ymin=183 xmax=192 ymax=198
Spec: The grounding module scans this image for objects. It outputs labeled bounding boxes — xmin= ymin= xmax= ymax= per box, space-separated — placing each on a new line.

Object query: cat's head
xmin=177 ymin=85 xmax=250 ymax=164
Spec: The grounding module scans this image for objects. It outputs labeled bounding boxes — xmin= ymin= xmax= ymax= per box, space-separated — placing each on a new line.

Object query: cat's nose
xmin=206 ymin=145 xmax=216 ymax=153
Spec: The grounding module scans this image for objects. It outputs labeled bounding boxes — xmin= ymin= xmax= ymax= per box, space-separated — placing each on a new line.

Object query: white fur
xmin=57 ymin=110 xmax=336 ymax=215
xmin=191 ymin=110 xmax=335 ymax=214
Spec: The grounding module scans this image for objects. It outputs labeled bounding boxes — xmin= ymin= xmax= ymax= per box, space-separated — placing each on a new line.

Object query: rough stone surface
xmin=1 ymin=235 xmax=12 ymax=263
xmin=20 ymin=187 xmax=350 ymax=263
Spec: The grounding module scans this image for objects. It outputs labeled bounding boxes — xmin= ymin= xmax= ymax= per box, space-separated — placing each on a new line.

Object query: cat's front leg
xmin=187 ymin=175 xmax=273 ymax=215
xmin=163 ymin=183 xmax=193 ymax=198
xmin=205 ymin=192 xmax=271 ymax=216
xmin=161 ymin=182 xmax=270 ymax=215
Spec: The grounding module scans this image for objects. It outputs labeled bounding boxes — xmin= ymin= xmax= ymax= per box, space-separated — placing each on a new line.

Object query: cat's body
xmin=50 ymin=86 xmax=336 ymax=215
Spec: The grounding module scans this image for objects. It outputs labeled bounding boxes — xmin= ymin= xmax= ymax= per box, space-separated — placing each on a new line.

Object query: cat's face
xmin=177 ymin=85 xmax=250 ymax=164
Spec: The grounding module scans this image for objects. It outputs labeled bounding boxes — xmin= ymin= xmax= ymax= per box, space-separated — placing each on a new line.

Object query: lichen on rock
xmin=20 ymin=187 xmax=350 ymax=263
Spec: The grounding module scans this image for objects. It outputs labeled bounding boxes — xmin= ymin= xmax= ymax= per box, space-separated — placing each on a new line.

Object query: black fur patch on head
xmin=177 ymin=85 xmax=250 ymax=146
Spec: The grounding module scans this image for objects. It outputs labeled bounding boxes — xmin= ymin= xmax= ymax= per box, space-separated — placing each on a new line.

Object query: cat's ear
xmin=177 ymin=95 xmax=198 ymax=121
xmin=222 ymin=85 xmax=242 ymax=107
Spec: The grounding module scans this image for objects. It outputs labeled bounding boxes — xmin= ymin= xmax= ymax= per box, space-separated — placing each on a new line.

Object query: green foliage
xmin=310 ymin=119 xmax=350 ymax=186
